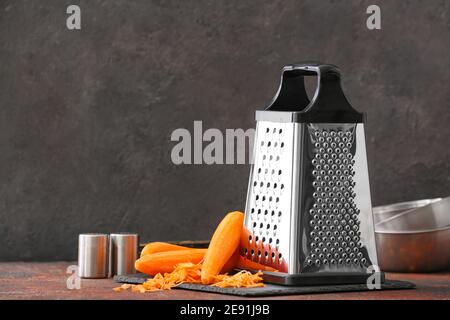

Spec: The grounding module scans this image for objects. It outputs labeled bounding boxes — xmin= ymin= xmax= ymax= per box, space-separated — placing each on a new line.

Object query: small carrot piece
xmin=135 ymin=249 xmax=207 ymax=276
xmin=201 ymin=211 xmax=244 ymax=284
xmin=140 ymin=242 xmax=194 ymax=257
xmin=236 ymin=256 xmax=278 ymax=272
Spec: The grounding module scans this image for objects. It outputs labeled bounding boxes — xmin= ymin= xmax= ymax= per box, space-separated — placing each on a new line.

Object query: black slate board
xmin=114 ymin=273 xmax=415 ymax=297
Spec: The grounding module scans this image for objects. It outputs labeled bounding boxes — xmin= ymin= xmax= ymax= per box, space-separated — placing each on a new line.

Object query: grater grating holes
xmin=244 ymin=124 xmax=288 ymax=268
xmin=305 ymin=128 xmax=367 ymax=269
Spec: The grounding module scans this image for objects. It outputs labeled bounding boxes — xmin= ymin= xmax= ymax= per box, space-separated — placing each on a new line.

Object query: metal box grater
xmin=242 ymin=63 xmax=382 ymax=285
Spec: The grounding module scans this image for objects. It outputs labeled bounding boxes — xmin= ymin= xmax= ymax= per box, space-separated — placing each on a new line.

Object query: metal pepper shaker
xmin=109 ymin=233 xmax=139 ymax=277
xmin=78 ymin=233 xmax=109 ymax=278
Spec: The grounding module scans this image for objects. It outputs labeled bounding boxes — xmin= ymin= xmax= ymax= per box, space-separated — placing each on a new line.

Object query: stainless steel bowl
xmin=373 ymin=197 xmax=450 ymax=272
xmin=373 ymin=198 xmax=443 ymax=225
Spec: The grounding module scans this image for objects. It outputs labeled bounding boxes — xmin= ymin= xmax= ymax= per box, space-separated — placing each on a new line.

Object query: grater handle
xmin=266 ymin=62 xmax=364 ymax=123
xmin=284 ymin=62 xmax=340 ymax=77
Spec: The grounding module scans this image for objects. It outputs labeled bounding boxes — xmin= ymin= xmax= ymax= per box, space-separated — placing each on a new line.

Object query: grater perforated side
xmin=242 ymin=121 xmax=294 ymax=273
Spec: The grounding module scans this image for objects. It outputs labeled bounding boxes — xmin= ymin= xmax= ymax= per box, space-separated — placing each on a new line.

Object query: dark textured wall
xmin=0 ymin=0 xmax=449 ymax=261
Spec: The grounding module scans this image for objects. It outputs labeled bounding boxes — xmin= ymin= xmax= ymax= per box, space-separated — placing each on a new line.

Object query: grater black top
xmin=260 ymin=62 xmax=364 ymax=123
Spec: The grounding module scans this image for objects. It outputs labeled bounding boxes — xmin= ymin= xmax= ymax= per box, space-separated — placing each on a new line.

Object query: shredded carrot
xmin=113 ymin=283 xmax=132 ymax=292
xmin=113 ymin=262 xmax=264 ymax=293
xmin=126 ymin=262 xmax=202 ymax=293
xmin=212 ymin=270 xmax=264 ymax=288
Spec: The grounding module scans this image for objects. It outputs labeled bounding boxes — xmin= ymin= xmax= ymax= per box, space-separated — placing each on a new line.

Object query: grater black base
xmin=261 ymin=271 xmax=385 ymax=286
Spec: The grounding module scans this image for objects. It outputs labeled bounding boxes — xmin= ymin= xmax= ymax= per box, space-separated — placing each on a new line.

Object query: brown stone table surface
xmin=0 ymin=262 xmax=448 ymax=300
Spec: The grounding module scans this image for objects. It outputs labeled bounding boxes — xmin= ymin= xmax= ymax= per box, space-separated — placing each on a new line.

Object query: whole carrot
xmin=220 ymin=248 xmax=240 ymax=273
xmin=201 ymin=211 xmax=244 ymax=284
xmin=135 ymin=249 xmax=207 ymax=276
xmin=236 ymin=256 xmax=278 ymax=272
xmin=140 ymin=242 xmax=195 ymax=257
